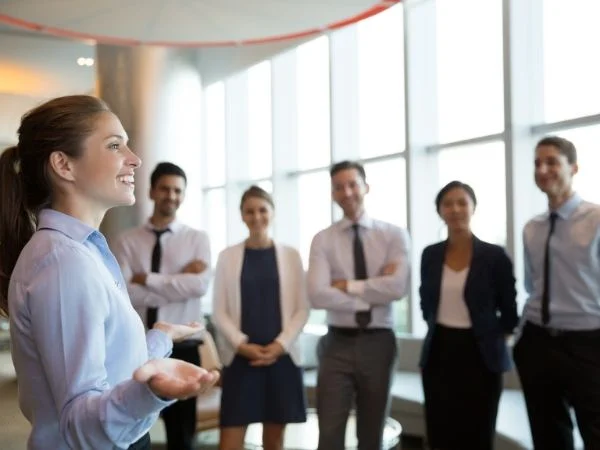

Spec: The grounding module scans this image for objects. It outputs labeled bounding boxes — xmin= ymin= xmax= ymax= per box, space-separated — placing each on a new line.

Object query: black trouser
xmin=128 ymin=433 xmax=150 ymax=450
xmin=421 ymin=325 xmax=502 ymax=450
xmin=161 ymin=340 xmax=202 ymax=450
xmin=513 ymin=321 xmax=600 ymax=450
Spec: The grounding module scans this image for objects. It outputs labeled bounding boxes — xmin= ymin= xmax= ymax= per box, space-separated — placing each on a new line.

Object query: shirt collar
xmin=551 ymin=192 xmax=582 ymax=220
xmin=143 ymin=218 xmax=182 ymax=233
xmin=339 ymin=213 xmax=374 ymax=231
xmin=37 ymin=209 xmax=96 ymax=243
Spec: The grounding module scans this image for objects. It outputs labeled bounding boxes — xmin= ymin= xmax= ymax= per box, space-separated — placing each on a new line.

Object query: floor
xmin=0 ymin=349 xmax=424 ymax=449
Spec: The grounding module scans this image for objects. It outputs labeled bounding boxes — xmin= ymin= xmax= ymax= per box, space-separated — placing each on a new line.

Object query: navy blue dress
xmin=219 ymin=247 xmax=307 ymax=427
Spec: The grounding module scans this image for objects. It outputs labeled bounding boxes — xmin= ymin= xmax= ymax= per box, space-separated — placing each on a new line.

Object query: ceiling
xmin=0 ymin=0 xmax=398 ymax=46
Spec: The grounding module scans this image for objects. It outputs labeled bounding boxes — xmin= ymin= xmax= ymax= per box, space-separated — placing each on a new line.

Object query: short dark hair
xmin=435 ymin=181 xmax=477 ymax=213
xmin=330 ymin=160 xmax=367 ymax=183
xmin=150 ymin=162 xmax=187 ymax=188
xmin=536 ymin=136 xmax=577 ymax=164
xmin=240 ymin=185 xmax=275 ymax=210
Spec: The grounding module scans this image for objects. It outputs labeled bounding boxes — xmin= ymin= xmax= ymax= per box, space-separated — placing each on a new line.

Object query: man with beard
xmin=114 ymin=162 xmax=212 ymax=450
xmin=307 ymin=160 xmax=411 ymax=450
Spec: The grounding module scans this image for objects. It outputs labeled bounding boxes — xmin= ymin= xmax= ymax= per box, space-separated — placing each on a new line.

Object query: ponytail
xmin=0 ymin=146 xmax=36 ymax=316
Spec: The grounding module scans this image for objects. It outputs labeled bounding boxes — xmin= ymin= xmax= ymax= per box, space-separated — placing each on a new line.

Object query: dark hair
xmin=536 ymin=136 xmax=577 ymax=164
xmin=435 ymin=181 xmax=477 ymax=213
xmin=330 ymin=160 xmax=367 ymax=183
xmin=240 ymin=185 xmax=274 ymax=210
xmin=0 ymin=95 xmax=111 ymax=316
xmin=150 ymin=162 xmax=187 ymax=188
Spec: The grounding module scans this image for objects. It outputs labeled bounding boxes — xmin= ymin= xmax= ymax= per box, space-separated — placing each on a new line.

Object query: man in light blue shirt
xmin=308 ymin=160 xmax=410 ymax=450
xmin=514 ymin=136 xmax=600 ymax=449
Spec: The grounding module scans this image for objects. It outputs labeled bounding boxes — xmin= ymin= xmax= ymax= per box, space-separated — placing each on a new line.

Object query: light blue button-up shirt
xmin=523 ymin=193 xmax=600 ymax=330
xmin=307 ymin=214 xmax=411 ymax=328
xmin=9 ymin=209 xmax=174 ymax=450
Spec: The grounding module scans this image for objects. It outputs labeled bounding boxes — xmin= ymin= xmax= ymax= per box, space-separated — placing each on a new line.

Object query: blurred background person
xmin=419 ymin=180 xmax=518 ymax=450
xmin=114 ymin=162 xmax=212 ymax=450
xmin=213 ymin=185 xmax=308 ymax=450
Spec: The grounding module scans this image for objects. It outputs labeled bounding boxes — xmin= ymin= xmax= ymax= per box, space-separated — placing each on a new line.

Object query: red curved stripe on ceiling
xmin=0 ymin=1 xmax=401 ymax=47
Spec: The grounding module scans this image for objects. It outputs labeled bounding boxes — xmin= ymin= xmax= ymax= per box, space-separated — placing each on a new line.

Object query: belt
xmin=525 ymin=321 xmax=600 ymax=338
xmin=328 ymin=326 xmax=391 ymax=337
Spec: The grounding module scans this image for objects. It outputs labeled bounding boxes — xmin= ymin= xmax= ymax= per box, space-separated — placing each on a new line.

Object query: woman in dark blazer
xmin=419 ymin=181 xmax=518 ymax=450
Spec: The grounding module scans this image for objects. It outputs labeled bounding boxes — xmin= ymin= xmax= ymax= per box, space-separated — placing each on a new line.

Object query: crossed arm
xmin=114 ymin=232 xmax=211 ymax=308
xmin=307 ymin=227 xmax=411 ymax=310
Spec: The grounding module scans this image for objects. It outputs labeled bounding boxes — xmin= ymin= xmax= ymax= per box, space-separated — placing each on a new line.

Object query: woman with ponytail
xmin=0 ymin=96 xmax=218 ymax=450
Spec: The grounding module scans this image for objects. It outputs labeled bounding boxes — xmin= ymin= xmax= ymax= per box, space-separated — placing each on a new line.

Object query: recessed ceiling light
xmin=77 ymin=57 xmax=94 ymax=67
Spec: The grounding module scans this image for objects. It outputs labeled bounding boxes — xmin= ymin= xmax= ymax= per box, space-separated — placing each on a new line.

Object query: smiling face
xmin=150 ymin=174 xmax=186 ymax=220
xmin=241 ymin=196 xmax=273 ymax=236
xmin=534 ymin=144 xmax=578 ymax=199
xmin=331 ymin=168 xmax=369 ymax=221
xmin=439 ymin=187 xmax=475 ymax=233
xmin=68 ymin=111 xmax=141 ymax=211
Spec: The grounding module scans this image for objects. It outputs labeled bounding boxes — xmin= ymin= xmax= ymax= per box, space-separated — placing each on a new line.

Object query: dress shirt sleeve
xmin=494 ymin=248 xmax=519 ymax=333
xmin=523 ymin=228 xmax=534 ymax=295
xmin=307 ymin=231 xmax=370 ymax=312
xmin=146 ymin=329 xmax=173 ymax=359
xmin=275 ymin=249 xmax=310 ymax=351
xmin=360 ymin=227 xmax=411 ymax=306
xmin=28 ymin=247 xmax=171 ymax=449
xmin=113 ymin=235 xmax=165 ymax=308
xmin=145 ymin=231 xmax=212 ymax=301
xmin=212 ymin=251 xmax=249 ymax=350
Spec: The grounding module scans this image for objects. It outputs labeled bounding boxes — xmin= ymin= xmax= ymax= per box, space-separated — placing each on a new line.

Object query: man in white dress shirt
xmin=113 ymin=162 xmax=212 ymax=450
xmin=307 ymin=160 xmax=411 ymax=450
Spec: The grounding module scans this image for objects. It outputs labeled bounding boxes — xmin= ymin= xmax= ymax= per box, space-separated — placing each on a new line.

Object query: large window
xmin=437 ymin=141 xmax=507 ymax=246
xmin=297 ymin=171 xmax=332 ymax=265
xmin=203 ymin=188 xmax=227 ymax=266
xmin=357 ymin=4 xmax=405 ymax=158
xmin=247 ymin=61 xmax=273 ymax=180
xmin=203 ymin=83 xmax=226 ymax=187
xmin=296 ymin=36 xmax=331 ymax=170
xmin=436 ymin=0 xmax=504 ymax=143
xmin=543 ymin=1 xmax=600 ymax=122
xmin=363 ymin=158 xmax=407 ymax=228
xmin=200 ymin=1 xmax=600 ymax=336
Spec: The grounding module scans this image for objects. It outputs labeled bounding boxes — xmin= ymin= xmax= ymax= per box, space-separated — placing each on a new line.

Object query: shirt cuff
xmin=347 ymin=279 xmax=366 ymax=296
xmin=114 ymin=379 xmax=175 ymax=421
xmin=146 ymin=329 xmax=173 ymax=359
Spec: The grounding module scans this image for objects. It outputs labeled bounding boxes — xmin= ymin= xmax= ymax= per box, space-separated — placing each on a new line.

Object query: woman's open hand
xmin=133 ymin=358 xmax=220 ymax=400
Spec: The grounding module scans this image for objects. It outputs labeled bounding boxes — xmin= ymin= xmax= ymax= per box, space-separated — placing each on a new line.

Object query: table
xmin=244 ymin=408 xmax=402 ymax=450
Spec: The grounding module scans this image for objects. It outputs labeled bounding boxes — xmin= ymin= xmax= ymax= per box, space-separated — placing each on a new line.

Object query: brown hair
xmin=240 ymin=185 xmax=275 ymax=210
xmin=0 ymin=95 xmax=111 ymax=316
xmin=536 ymin=136 xmax=577 ymax=164
xmin=330 ymin=160 xmax=367 ymax=183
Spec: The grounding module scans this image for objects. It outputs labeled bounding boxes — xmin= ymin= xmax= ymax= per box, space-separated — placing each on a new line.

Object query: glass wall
xmin=201 ymin=0 xmax=600 ymax=335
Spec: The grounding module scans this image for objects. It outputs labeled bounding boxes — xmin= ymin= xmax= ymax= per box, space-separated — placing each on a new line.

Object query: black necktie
xmin=146 ymin=229 xmax=169 ymax=329
xmin=541 ymin=212 xmax=558 ymax=325
xmin=353 ymin=224 xmax=371 ymax=328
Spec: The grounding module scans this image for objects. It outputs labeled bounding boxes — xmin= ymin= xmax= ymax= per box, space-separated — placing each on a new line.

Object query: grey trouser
xmin=316 ymin=327 xmax=398 ymax=450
